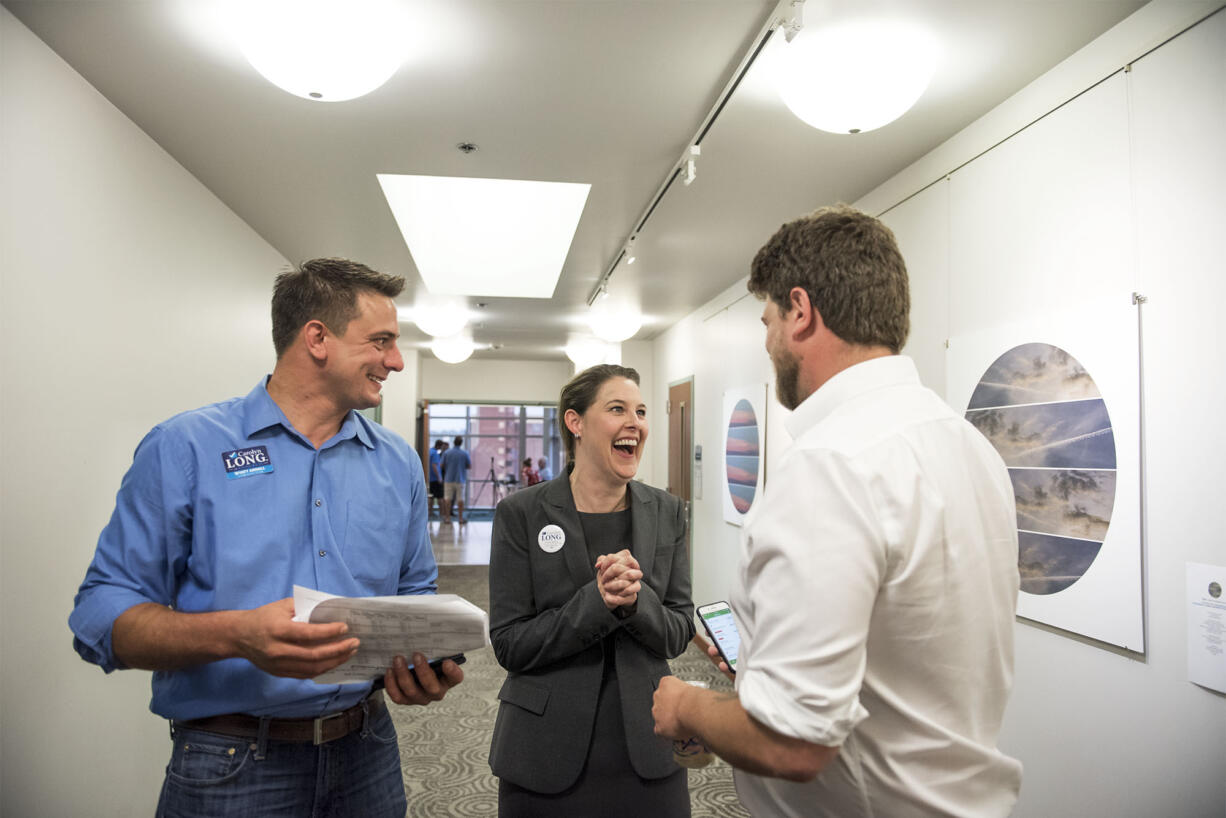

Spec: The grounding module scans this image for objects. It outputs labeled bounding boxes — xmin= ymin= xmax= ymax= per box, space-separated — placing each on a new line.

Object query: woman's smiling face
xmin=567 ymin=376 xmax=648 ymax=483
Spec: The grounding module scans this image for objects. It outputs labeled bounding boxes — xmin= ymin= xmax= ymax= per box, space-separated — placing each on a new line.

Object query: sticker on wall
xmin=966 ymin=343 xmax=1117 ymax=596
xmin=722 ymin=386 xmax=767 ymax=526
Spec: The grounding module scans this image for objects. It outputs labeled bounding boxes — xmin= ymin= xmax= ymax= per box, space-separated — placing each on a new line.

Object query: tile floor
xmin=429 ymin=518 xmax=493 ymax=566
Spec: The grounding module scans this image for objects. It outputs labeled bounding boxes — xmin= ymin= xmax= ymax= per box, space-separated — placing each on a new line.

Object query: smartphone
xmin=373 ymin=654 xmax=466 ymax=689
xmin=412 ymin=653 xmax=466 ymax=684
xmin=696 ymin=601 xmax=740 ymax=674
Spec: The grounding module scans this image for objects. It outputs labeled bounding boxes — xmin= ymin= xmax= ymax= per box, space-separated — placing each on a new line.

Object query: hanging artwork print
xmin=949 ymin=327 xmax=1143 ymax=652
xmin=722 ymin=386 xmax=767 ymax=526
xmin=965 ymin=343 xmax=1117 ymax=595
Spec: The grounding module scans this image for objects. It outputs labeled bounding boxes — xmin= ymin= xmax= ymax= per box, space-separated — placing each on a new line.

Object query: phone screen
xmin=699 ymin=603 xmax=740 ymax=672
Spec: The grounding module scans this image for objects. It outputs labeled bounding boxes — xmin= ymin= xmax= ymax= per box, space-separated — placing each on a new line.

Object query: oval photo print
xmin=725 ymin=399 xmax=760 ymax=514
xmin=964 ymin=343 xmax=1117 ymax=595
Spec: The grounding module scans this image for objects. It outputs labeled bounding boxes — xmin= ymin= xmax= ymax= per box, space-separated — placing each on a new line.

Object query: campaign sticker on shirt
xmin=222 ymin=446 xmax=274 ymax=480
xmin=538 ymin=524 xmax=565 ymax=553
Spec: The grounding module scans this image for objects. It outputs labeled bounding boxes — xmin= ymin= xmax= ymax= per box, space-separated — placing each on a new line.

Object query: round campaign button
xmin=538 ymin=524 xmax=565 ymax=553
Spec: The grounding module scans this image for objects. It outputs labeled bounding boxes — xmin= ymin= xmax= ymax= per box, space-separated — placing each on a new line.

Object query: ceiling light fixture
xmin=588 ymin=299 xmax=643 ymax=343
xmin=398 ymin=296 xmax=469 ymax=338
xmin=778 ymin=20 xmax=937 ymax=134
xmin=431 ymin=332 xmax=475 ymax=364
xmin=681 ymin=145 xmax=701 ymax=186
xmin=236 ymin=0 xmax=408 ymax=101
xmin=565 ymin=337 xmax=620 ymax=371
xmin=624 ymin=237 xmax=637 ymax=265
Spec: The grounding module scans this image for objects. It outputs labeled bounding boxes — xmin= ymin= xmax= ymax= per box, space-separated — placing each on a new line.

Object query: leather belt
xmin=174 ymin=693 xmax=385 ymax=745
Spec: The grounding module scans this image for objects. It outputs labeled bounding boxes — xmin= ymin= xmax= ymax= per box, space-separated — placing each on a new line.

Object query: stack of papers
xmin=293 ymin=586 xmax=491 ymax=685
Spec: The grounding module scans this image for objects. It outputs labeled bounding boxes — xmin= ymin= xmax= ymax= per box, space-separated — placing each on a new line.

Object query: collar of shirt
xmin=784 ymin=355 xmax=920 ymax=441
xmin=241 ymin=376 xmax=375 ymax=451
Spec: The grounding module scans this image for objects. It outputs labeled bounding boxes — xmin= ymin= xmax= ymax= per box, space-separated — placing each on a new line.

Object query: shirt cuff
xmin=68 ymin=587 xmax=157 ymax=673
xmin=736 ymin=667 xmax=869 ymax=747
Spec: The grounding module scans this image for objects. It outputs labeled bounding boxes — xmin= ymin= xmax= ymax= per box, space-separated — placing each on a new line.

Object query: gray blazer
xmin=487 ymin=474 xmax=695 ymax=793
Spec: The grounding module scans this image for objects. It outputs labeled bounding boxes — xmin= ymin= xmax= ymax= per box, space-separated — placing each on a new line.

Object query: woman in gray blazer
xmin=488 ymin=364 xmax=695 ymax=817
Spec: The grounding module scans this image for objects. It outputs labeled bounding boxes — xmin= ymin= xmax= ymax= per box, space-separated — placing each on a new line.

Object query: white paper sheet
xmin=292 ymin=586 xmax=490 ymax=685
xmin=1186 ymin=563 xmax=1226 ymax=694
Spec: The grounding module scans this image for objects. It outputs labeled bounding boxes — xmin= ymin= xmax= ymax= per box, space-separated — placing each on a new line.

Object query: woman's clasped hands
xmin=595 ymin=548 xmax=642 ymax=611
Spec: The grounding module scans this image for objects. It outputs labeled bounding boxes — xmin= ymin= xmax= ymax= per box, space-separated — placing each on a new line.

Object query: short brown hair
xmin=271 ymin=258 xmax=405 ymax=358
xmin=559 ymin=364 xmax=640 ymax=464
xmin=748 ymin=205 xmax=909 ymax=353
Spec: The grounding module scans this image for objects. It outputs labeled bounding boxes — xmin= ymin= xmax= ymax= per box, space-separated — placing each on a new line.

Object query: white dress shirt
xmin=732 ymin=355 xmax=1023 ymax=818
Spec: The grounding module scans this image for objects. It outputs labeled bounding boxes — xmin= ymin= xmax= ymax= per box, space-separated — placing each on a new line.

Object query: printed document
xmin=1187 ymin=563 xmax=1226 ymax=694
xmin=293 ymin=586 xmax=490 ymax=684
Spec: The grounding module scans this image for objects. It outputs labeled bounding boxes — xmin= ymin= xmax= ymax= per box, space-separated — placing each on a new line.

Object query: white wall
xmin=420 ymin=356 xmax=572 ymax=404
xmin=652 ymin=6 xmax=1225 ymax=817
xmin=651 ymin=285 xmax=769 ymax=604
xmin=0 ymin=10 xmax=289 ymax=815
xmin=380 ymin=346 xmax=420 ymax=445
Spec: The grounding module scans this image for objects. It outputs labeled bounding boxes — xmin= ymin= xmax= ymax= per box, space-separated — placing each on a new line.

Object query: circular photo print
xmin=725 ymin=399 xmax=760 ymax=514
xmin=964 ymin=343 xmax=1117 ymax=595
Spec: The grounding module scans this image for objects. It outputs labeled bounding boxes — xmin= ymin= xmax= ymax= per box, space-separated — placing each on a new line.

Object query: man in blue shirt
xmin=69 ymin=258 xmax=464 ymax=817
xmin=440 ymin=435 xmax=472 ymax=524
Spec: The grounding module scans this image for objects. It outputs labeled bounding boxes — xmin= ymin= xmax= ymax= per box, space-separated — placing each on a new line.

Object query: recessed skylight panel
xmin=377 ymin=174 xmax=591 ymax=298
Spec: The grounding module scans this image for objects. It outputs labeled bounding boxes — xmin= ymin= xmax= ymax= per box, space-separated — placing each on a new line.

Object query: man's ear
xmin=302 ymin=320 xmax=329 ymax=362
xmin=788 ymin=287 xmax=820 ymax=342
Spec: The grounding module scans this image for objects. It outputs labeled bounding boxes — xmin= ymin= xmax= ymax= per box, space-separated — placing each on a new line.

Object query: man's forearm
xmin=114 ymin=598 xmax=366 ymax=678
xmin=681 ymin=689 xmax=838 ymax=783
xmin=112 ymin=602 xmax=244 ymax=671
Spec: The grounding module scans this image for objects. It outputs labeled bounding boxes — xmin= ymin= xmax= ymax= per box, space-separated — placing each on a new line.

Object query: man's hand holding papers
xmin=292 ymin=586 xmax=490 ymax=704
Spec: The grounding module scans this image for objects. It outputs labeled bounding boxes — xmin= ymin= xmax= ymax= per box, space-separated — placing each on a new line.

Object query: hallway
xmin=429 ymin=518 xmax=494 ymax=566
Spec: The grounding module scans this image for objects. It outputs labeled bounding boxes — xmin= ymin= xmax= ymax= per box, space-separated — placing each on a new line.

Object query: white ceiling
xmin=4 ymin=0 xmax=1147 ymax=361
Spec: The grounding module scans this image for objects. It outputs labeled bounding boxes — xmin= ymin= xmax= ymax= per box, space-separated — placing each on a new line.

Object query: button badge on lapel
xmin=537 ymin=524 xmax=565 ymax=553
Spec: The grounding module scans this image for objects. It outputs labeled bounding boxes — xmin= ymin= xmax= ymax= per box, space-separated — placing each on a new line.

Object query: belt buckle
xmin=313 ymin=710 xmax=347 ymax=745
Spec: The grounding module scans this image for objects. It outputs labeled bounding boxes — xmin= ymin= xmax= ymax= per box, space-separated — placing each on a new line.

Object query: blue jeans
xmin=156 ymin=705 xmax=406 ymax=818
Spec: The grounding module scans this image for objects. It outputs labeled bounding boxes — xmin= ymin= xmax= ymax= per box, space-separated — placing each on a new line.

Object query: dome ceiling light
xmin=400 ymin=296 xmax=469 ymax=339
xmin=565 ymin=337 xmax=620 ymax=371
xmin=588 ymin=298 xmax=643 ymax=343
xmin=237 ymin=0 xmax=407 ymax=102
xmin=778 ymin=20 xmax=937 ymax=135
xmin=430 ymin=332 xmax=476 ymax=365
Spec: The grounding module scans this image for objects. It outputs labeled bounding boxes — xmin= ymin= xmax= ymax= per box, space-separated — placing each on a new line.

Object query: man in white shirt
xmin=653 ymin=205 xmax=1023 ymax=817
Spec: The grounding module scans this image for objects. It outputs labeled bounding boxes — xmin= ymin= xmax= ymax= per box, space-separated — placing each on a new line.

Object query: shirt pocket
xmin=341 ymin=500 xmax=408 ymax=594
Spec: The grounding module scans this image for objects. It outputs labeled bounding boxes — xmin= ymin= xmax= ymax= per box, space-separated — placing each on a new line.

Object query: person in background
xmin=488 ymin=364 xmax=695 ymax=817
xmin=652 ymin=205 xmax=1023 ymax=817
xmin=69 ymin=258 xmax=464 ymax=818
xmin=520 ymin=457 xmax=541 ymax=487
xmin=428 ymin=439 xmax=448 ymax=518
xmin=537 ymin=457 xmax=553 ymax=482
xmin=440 ymin=435 xmax=471 ymax=524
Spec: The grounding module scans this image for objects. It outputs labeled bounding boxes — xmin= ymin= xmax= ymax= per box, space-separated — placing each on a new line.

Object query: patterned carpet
xmin=390 ymin=564 xmax=749 ymax=817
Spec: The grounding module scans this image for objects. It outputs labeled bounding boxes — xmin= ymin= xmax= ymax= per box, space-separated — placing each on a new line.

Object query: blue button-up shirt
xmin=441 ymin=446 xmax=471 ymax=483
xmin=69 ymin=378 xmax=436 ymax=719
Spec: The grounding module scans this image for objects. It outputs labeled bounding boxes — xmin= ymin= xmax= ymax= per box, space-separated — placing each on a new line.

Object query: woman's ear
xmin=564 ymin=408 xmax=583 ymax=442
